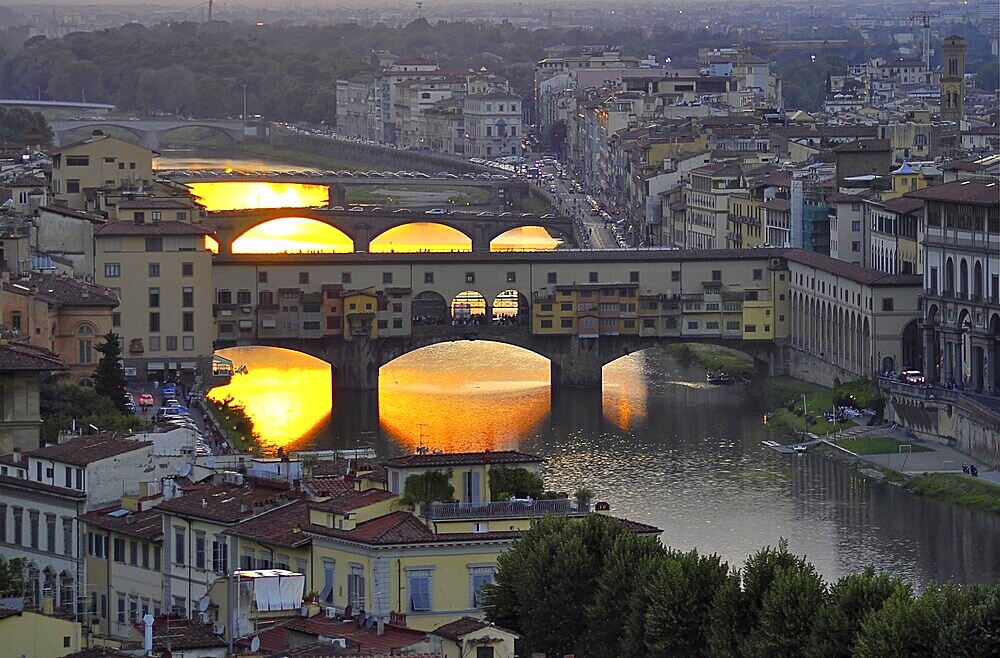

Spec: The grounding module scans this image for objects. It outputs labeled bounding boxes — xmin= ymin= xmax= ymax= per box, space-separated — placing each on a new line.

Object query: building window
xmin=424 ymin=272 xmax=434 ymax=283
xmin=182 ymin=262 xmax=194 ymax=277
xmin=465 ymin=272 xmax=475 ymax=284
xmin=183 ymin=312 xmax=194 ymax=332
xmin=148 ymin=287 xmax=160 ymax=308
xmin=149 ymin=336 xmax=161 ymax=351
xmin=540 ymin=320 xmax=553 ymax=328
xmin=104 ymin=263 xmax=121 ymax=278
xmin=62 ymin=518 xmax=73 ymax=555
xmin=383 ymin=272 xmax=393 ymax=284
xmin=212 ymin=540 xmax=228 ymax=574
xmin=470 ymin=566 xmax=495 ymax=608
xmin=589 ymin=271 xmax=598 ymax=283
xmin=117 ymin=596 xmax=126 ymax=624
xmin=144 ymin=237 xmax=163 ymax=252
xmin=148 ymin=262 xmax=160 ymax=277
xmin=149 ymin=313 xmax=160 ymax=332
xmin=882 ymin=298 xmax=894 ymax=312
xmin=129 ymin=540 xmax=138 ymax=566
xmin=299 ymin=272 xmax=309 ymax=284
xmin=711 ymin=270 xmax=722 ymax=281
xmin=66 ymin=180 xmax=81 ymax=193
xmin=195 ymin=532 xmax=206 ymax=570
xmin=174 ymin=527 xmax=185 ymax=565
xmin=671 ymin=270 xmax=680 ymax=282
xmin=182 ymin=287 xmax=194 ymax=307
xmin=407 ymin=569 xmax=433 ymax=611
xmin=348 ymin=564 xmax=365 ymax=610
xmin=113 ymin=537 xmax=125 ymax=562
xmin=629 ymin=271 xmax=639 ymax=282
xmin=320 ymin=560 xmax=335 ymax=603
xmin=547 ymin=272 xmax=557 ymax=284
xmin=507 ymin=271 xmax=516 ymax=283
xmin=166 ymin=336 xmax=178 ymax=351
xmin=752 ymin=269 xmax=763 ymax=280
xmin=341 ymin=272 xmax=352 ymax=284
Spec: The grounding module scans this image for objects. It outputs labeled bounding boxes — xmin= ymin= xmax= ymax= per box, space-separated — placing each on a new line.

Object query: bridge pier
xmin=334 ymin=338 xmax=381 ymax=391
xmin=550 ymin=337 xmax=604 ymax=388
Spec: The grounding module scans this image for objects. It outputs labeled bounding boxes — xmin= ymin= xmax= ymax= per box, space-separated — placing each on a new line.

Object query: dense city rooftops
xmin=907 ymin=180 xmax=1000 ymax=205
xmin=0 ymin=341 xmax=66 ymax=371
xmin=155 ymin=482 xmax=299 ymax=523
xmin=432 ymin=616 xmax=519 ymax=641
xmin=79 ymin=506 xmax=163 ymax=540
xmin=226 ymin=499 xmax=311 ymax=548
xmin=2 ymin=272 xmax=119 ymax=307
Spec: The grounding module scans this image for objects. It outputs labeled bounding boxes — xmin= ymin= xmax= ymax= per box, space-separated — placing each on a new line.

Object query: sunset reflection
xmin=188 ymin=181 xmax=329 ymax=211
xmin=602 ymin=353 xmax=649 ymax=430
xmin=232 ymin=217 xmax=353 ymax=253
xmin=379 ymin=343 xmax=551 ymax=452
xmin=370 ymin=223 xmax=471 ymax=252
xmin=491 ymin=226 xmax=563 ymax=251
xmin=208 ymin=347 xmax=332 ymax=452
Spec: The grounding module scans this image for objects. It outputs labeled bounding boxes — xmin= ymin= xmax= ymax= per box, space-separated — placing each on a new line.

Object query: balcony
xmin=422 ymin=499 xmax=588 ymax=520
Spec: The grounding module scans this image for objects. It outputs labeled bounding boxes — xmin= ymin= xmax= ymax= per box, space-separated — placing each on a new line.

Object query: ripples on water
xmin=213 ymin=337 xmax=1000 ymax=588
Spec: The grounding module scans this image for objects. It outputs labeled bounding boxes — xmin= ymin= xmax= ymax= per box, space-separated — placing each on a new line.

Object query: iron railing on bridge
xmin=422 ymin=499 xmax=588 ymax=520
xmin=877 ymin=377 xmax=958 ymax=402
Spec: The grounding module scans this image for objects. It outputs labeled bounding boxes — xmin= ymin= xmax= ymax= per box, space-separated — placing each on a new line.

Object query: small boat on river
xmin=707 ymin=372 xmax=736 ymax=385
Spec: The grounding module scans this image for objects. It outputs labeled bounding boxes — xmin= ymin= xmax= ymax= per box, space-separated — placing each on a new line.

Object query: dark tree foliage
xmin=487 ymin=522 xmax=1000 ymax=658
xmin=400 ymin=469 xmax=454 ymax=506
xmin=488 ymin=466 xmax=544 ymax=501
xmin=0 ymin=106 xmax=51 ymax=144
xmin=94 ymin=331 xmax=128 ymax=413
xmin=0 ymin=556 xmax=26 ymax=597
xmin=39 ymin=381 xmax=144 ymax=443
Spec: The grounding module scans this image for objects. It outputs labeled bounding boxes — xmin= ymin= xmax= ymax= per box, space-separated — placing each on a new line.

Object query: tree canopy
xmin=484 ymin=519 xmax=999 ymax=658
xmin=94 ymin=331 xmax=128 ymax=413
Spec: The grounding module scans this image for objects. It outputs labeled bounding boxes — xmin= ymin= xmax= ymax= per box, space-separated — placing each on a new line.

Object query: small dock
xmin=762 ymin=438 xmax=821 ymax=455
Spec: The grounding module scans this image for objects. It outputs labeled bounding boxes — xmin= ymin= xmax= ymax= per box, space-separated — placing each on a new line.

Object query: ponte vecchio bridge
xmin=211 ymin=248 xmax=800 ymax=391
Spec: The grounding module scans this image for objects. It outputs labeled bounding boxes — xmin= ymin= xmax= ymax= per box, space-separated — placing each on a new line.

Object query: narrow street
xmin=533 ymin=162 xmax=619 ymax=250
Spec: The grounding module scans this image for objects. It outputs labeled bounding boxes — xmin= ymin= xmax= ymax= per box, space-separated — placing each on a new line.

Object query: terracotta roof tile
xmin=78 ymin=506 xmax=163 ymax=540
xmin=30 ymin=434 xmax=152 ymax=466
xmin=309 ymin=488 xmax=395 ymax=513
xmin=906 ymin=180 xmax=999 ymax=206
xmin=60 ymin=648 xmax=135 ymax=658
xmin=0 ymin=342 xmax=66 ymax=371
xmin=382 ymin=450 xmax=541 ymax=468
xmin=126 ymin=616 xmax=226 ymax=651
xmin=39 ymin=205 xmax=107 ymax=223
xmin=785 ymin=249 xmax=922 ymax=286
xmin=95 ymin=220 xmax=211 ymax=237
xmin=283 ymin=614 xmax=427 ymax=653
xmin=226 ymin=499 xmax=311 ymax=548
xmin=302 ymin=475 xmax=356 ymax=499
xmin=116 ymin=198 xmax=196 ymax=210
xmin=0 ymin=473 xmax=86 ymax=499
xmin=3 ymin=272 xmax=119 ymax=307
xmin=432 ymin=616 xmax=519 ymax=641
xmin=156 ymin=482 xmax=299 ymax=523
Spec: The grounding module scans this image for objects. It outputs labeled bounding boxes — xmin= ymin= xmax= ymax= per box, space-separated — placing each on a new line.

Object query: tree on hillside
xmin=0 ymin=106 xmax=51 ymax=144
xmin=94 ymin=331 xmax=128 ymax=413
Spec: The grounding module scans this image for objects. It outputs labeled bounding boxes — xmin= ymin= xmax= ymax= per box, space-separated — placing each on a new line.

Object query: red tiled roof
xmin=78 ymin=506 xmax=163 ymax=541
xmin=302 ymin=475 xmax=356 ymax=499
xmin=881 ymin=196 xmax=924 ymax=215
xmin=785 ymin=249 xmax=922 ymax=286
xmin=127 ymin=616 xmax=226 ymax=650
xmin=309 ymin=488 xmax=395 ymax=513
xmin=906 ymin=180 xmax=999 ymax=206
xmin=30 ymin=434 xmax=152 ymax=466
xmin=283 ymin=614 xmax=428 ymax=653
xmin=226 ymin=499 xmax=311 ymax=548
xmin=39 ymin=205 xmax=107 ymax=223
xmin=156 ymin=482 xmax=299 ymax=524
xmin=0 ymin=342 xmax=66 ymax=371
xmin=432 ymin=616 xmax=519 ymax=641
xmin=116 ymin=198 xmax=195 ymax=210
xmin=95 ymin=220 xmax=210 ymax=236
xmin=382 ymin=450 xmax=541 ymax=468
xmin=762 ymin=198 xmax=791 ymax=212
xmin=7 ymin=175 xmax=45 ymax=187
xmin=59 ymin=648 xmax=135 ymax=658
xmin=3 ymin=272 xmax=119 ymax=307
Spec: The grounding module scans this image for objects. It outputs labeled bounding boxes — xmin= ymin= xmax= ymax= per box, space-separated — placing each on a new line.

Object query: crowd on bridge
xmin=411 ymin=313 xmax=525 ymax=327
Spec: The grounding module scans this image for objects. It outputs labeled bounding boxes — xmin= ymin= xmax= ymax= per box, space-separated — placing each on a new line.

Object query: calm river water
xmin=178 ymin=150 xmax=999 ymax=588
xmin=212 ymin=344 xmax=1000 ymax=588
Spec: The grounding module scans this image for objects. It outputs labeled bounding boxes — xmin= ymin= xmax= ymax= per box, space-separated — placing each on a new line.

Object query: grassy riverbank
xmin=904 ymin=473 xmax=1000 ymax=514
xmin=761 ymin=377 xmax=856 ymax=437
xmin=203 ymin=394 xmax=262 ymax=455
xmin=835 ymin=436 xmax=931 ymax=455
xmin=667 ymin=343 xmax=755 ymax=376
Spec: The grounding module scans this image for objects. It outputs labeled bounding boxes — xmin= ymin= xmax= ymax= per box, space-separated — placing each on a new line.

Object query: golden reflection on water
xmin=233 ymin=218 xmax=354 ymax=254
xmin=210 ymin=344 xmax=650 ymax=453
xmin=208 ymin=347 xmax=332 ymax=452
xmin=370 ymin=223 xmax=470 ymax=253
xmin=188 ymin=181 xmax=330 ymax=211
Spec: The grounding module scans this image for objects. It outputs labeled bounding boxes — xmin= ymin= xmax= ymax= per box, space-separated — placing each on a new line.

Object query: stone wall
xmin=885 ymin=395 xmax=1000 ymax=468
xmin=782 ymin=346 xmax=858 ymax=388
xmin=272 ymin=130 xmax=488 ymax=175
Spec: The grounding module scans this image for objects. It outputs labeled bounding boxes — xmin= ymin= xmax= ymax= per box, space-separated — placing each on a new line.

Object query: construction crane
xmin=910 ymin=10 xmax=940 ymax=70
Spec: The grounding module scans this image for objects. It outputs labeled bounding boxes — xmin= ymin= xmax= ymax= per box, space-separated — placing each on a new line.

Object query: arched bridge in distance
xmin=49 ymin=118 xmax=246 ymax=150
xmin=211 ymin=248 xmax=795 ymax=392
xmin=204 ymin=208 xmax=578 ymax=253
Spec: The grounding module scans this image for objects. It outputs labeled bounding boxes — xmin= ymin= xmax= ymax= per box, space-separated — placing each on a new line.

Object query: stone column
xmin=550 ymin=336 xmax=603 ymax=387
xmin=335 ymin=338 xmax=380 ymax=391
xmin=922 ymin=327 xmax=936 ymax=382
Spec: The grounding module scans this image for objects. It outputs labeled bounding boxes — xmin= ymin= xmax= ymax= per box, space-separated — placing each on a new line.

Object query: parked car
xmin=901 ymin=369 xmax=926 ymax=385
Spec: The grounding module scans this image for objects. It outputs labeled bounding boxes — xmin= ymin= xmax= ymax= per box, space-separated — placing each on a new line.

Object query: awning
xmin=148 ymin=362 xmax=165 ymax=370
xmin=180 ymin=361 xmax=197 ymax=369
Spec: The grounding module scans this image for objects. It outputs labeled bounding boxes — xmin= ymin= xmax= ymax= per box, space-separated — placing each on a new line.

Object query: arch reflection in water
xmin=232 ymin=217 xmax=354 ymax=254
xmin=602 ymin=353 xmax=650 ymax=430
xmin=378 ymin=342 xmax=551 ymax=452
xmin=188 ymin=181 xmax=330 ymax=211
xmin=491 ymin=226 xmax=562 ymax=251
xmin=370 ymin=223 xmax=471 ymax=253
xmin=208 ymin=346 xmax=332 ymax=451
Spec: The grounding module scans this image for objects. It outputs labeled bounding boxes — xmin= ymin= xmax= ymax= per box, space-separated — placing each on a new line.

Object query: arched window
xmin=77 ymin=324 xmax=96 ymax=365
xmin=960 ymin=259 xmax=969 ymax=297
xmin=945 ymin=258 xmax=955 ymax=294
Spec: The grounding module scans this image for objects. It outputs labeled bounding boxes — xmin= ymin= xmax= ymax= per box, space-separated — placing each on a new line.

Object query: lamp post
xmin=241 ymin=84 xmax=248 ymax=133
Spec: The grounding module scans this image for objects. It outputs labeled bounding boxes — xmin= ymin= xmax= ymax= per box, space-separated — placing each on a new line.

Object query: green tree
xmin=806 ymin=567 xmax=911 ymax=658
xmin=400 ymin=470 xmax=454 ymax=506
xmin=94 ymin=331 xmax=128 ymax=413
xmin=583 ymin=531 xmax=668 ymax=658
xmin=0 ymin=556 xmax=26 ymax=597
xmin=0 ymin=106 xmax=51 ymax=144
xmin=706 ymin=570 xmax=744 ymax=658
xmin=488 ymin=466 xmax=544 ymax=501
xmin=40 ymin=381 xmax=144 ymax=443
xmin=934 ymin=587 xmax=1000 ymax=657
xmin=644 ymin=549 xmax=730 ymax=657
xmin=745 ymin=563 xmax=827 ymax=658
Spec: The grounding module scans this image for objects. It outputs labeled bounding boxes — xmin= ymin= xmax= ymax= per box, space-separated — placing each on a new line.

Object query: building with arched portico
xmin=911 ymin=180 xmax=1000 ymax=393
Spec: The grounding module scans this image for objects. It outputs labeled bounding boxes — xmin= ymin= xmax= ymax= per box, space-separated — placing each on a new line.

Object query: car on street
xmin=424 ymin=208 xmax=447 ymax=215
xmin=901 ymin=369 xmax=926 ymax=385
xmin=138 ymin=393 xmax=155 ymax=407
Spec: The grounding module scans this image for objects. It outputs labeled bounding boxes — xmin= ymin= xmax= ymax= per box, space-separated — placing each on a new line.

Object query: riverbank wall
xmin=773 ymin=345 xmax=859 ymax=388
xmin=884 ymin=393 xmax=1000 ymax=469
xmin=271 ymin=130 xmax=489 ymax=175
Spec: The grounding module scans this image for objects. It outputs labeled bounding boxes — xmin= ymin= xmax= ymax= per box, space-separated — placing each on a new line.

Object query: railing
xmin=878 ymin=377 xmax=958 ymax=402
xmin=422 ymin=499 xmax=587 ymax=520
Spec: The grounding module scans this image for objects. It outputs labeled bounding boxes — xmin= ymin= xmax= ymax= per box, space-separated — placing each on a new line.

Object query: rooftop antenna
xmin=909 ymin=11 xmax=940 ymax=70
xmin=208 ymin=0 xmax=213 ymax=21
xmin=415 ymin=1 xmax=423 ymax=17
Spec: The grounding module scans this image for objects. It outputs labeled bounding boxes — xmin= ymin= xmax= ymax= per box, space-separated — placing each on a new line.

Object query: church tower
xmin=939 ymin=35 xmax=966 ymax=127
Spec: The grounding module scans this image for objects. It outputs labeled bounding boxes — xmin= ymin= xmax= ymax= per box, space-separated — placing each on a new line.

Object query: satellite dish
xmin=250 ymin=636 xmax=261 ymax=652
xmin=198 ymin=596 xmax=210 ymax=612
xmin=175 ymin=462 xmax=192 ymax=477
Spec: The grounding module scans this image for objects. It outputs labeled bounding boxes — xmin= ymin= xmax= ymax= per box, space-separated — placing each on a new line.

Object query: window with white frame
xmin=348 ymin=564 xmax=365 ymax=610
xmin=407 ymin=568 xmax=433 ymax=612
xmin=469 ymin=565 xmax=495 ymax=608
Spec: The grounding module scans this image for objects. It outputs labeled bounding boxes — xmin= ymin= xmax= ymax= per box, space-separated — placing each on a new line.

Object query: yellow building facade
xmin=51 ymin=134 xmax=155 ymax=211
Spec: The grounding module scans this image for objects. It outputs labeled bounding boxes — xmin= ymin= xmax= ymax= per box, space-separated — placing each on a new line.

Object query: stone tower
xmin=939 ymin=35 xmax=967 ymax=127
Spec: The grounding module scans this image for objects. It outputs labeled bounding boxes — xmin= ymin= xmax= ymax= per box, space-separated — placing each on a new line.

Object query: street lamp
xmin=241 ymin=84 xmax=248 ymax=132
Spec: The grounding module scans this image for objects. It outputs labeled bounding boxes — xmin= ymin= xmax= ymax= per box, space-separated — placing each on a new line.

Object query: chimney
xmin=143 ymin=613 xmax=154 ymax=654
xmin=12 ymin=448 xmax=21 ymax=463
xmin=377 ymin=618 xmax=385 ymax=636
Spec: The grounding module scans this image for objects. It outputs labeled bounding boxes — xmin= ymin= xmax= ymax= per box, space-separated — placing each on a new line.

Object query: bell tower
xmin=939 ymin=35 xmax=966 ymax=128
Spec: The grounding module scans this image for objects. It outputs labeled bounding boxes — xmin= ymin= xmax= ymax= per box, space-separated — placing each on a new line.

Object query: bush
xmin=489 ymin=467 xmax=545 ymax=501
xmin=401 ymin=470 xmax=454 ymax=506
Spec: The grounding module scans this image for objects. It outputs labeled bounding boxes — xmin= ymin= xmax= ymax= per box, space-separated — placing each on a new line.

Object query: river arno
xmin=212 ymin=344 xmax=1000 ymax=589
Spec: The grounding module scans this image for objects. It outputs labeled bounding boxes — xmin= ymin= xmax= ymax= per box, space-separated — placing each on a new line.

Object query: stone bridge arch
xmin=157 ymin=123 xmax=242 ymax=147
xmin=485 ymin=222 xmax=574 ymax=248
xmin=207 ymin=210 xmax=360 ymax=253
xmin=56 ymin=122 xmax=148 ymax=146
